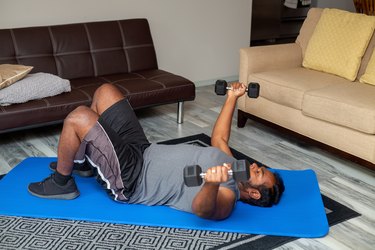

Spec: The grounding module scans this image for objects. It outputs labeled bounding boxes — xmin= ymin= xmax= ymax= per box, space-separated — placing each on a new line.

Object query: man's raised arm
xmin=211 ymin=82 xmax=246 ymax=156
xmin=191 ymin=83 xmax=246 ymax=220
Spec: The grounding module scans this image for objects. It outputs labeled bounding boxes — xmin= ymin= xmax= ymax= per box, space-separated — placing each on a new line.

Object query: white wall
xmin=0 ymin=0 xmax=252 ymax=86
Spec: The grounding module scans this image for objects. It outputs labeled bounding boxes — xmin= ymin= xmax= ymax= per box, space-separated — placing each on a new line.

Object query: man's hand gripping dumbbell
xmin=183 ymin=160 xmax=250 ymax=187
xmin=215 ymin=79 xmax=260 ymax=98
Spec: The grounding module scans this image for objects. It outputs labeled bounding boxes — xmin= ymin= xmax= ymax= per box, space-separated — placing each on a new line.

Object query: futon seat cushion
xmin=302 ymin=83 xmax=375 ymax=134
xmin=70 ymin=69 xmax=194 ymax=108
xmin=249 ymin=68 xmax=349 ymax=110
xmin=0 ymin=69 xmax=194 ymax=131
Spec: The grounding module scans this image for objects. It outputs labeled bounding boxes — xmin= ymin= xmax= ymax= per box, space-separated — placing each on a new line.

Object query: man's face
xmin=248 ymin=163 xmax=276 ymax=188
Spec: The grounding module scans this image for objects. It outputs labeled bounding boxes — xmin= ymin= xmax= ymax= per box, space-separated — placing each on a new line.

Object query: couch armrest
xmin=239 ymin=43 xmax=303 ymax=84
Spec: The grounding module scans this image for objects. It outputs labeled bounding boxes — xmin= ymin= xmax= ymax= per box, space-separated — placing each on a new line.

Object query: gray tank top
xmin=128 ymin=143 xmax=240 ymax=213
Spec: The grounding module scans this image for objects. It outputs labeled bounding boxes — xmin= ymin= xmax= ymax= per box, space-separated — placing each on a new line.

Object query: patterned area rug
xmin=0 ymin=133 xmax=360 ymax=250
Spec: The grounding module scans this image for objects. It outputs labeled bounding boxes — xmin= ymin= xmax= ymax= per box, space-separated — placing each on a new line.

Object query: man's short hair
xmin=240 ymin=172 xmax=285 ymax=207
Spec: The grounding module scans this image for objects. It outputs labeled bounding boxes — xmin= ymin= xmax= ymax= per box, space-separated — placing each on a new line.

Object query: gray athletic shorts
xmin=75 ymin=99 xmax=150 ymax=202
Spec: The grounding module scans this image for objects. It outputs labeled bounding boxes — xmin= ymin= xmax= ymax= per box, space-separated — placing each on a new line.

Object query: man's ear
xmin=248 ymin=188 xmax=261 ymax=200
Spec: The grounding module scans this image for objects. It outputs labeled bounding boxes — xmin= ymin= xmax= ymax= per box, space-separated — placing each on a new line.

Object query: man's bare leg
xmin=56 ymin=106 xmax=99 ymax=176
xmin=57 ymin=83 xmax=125 ymax=175
xmin=27 ymin=106 xmax=99 ymax=199
xmin=48 ymin=84 xmax=126 ymax=176
xmin=28 ymin=84 xmax=126 ymax=199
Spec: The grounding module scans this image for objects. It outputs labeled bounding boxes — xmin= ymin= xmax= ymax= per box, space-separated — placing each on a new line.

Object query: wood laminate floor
xmin=0 ymin=85 xmax=374 ymax=250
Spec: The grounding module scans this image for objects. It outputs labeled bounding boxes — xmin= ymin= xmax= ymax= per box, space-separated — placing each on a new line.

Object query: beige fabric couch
xmin=238 ymin=8 xmax=375 ymax=168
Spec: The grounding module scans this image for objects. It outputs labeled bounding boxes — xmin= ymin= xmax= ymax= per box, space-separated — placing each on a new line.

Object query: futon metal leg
xmin=177 ymin=101 xmax=184 ymax=124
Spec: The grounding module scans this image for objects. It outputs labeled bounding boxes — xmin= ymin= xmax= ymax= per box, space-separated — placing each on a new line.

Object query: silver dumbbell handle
xmin=200 ymin=169 xmax=233 ymax=178
xmin=226 ymin=86 xmax=248 ymax=91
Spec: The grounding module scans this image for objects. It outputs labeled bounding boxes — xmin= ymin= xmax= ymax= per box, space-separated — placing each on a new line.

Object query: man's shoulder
xmin=145 ymin=143 xmax=235 ymax=162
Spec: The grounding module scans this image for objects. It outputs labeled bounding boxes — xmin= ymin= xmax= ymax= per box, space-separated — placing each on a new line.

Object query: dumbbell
xmin=215 ymin=80 xmax=260 ymax=98
xmin=183 ymin=159 xmax=250 ymax=187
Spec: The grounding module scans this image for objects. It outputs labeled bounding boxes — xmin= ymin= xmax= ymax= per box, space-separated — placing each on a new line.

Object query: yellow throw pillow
xmin=303 ymin=8 xmax=375 ymax=81
xmin=0 ymin=64 xmax=33 ymax=90
xmin=360 ymin=49 xmax=375 ymax=85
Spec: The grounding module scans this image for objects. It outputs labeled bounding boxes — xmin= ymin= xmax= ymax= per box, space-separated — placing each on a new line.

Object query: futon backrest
xmin=0 ymin=19 xmax=158 ymax=79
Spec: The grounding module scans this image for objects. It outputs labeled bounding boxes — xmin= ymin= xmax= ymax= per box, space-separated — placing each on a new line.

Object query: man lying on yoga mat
xmin=28 ymin=83 xmax=284 ymax=220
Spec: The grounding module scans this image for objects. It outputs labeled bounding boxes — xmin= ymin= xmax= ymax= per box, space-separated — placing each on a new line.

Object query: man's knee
xmin=92 ymin=83 xmax=125 ymax=114
xmin=63 ymin=106 xmax=99 ymax=138
xmin=64 ymin=106 xmax=93 ymax=128
xmin=96 ymin=83 xmax=112 ymax=94
xmin=95 ymin=83 xmax=123 ymax=100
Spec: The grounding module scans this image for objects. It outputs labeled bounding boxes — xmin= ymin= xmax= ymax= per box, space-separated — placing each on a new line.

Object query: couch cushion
xmin=360 ymin=49 xmax=375 ymax=85
xmin=0 ymin=69 xmax=195 ymax=132
xmin=68 ymin=69 xmax=195 ymax=109
xmin=249 ymin=68 xmax=350 ymax=110
xmin=0 ymin=73 xmax=71 ymax=106
xmin=302 ymin=8 xmax=375 ymax=81
xmin=357 ymin=31 xmax=375 ymax=81
xmin=0 ymin=64 xmax=33 ymax=89
xmin=0 ymin=19 xmax=158 ymax=80
xmin=296 ymin=8 xmax=323 ymax=58
xmin=100 ymin=70 xmax=195 ymax=108
xmin=302 ymin=83 xmax=375 ymax=134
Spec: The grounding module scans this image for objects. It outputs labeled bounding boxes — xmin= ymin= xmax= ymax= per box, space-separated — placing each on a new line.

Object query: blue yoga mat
xmin=0 ymin=157 xmax=328 ymax=237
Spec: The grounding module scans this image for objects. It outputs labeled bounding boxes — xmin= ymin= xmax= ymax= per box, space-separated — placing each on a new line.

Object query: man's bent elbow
xmin=192 ymin=206 xmax=231 ymax=221
xmin=211 ymin=135 xmax=226 ymax=148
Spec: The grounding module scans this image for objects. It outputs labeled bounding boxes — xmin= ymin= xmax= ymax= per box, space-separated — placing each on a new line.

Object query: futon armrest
xmin=239 ymin=43 xmax=303 ymax=83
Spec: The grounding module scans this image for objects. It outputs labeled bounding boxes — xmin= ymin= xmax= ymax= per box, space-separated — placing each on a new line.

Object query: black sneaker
xmin=28 ymin=174 xmax=80 ymax=200
xmin=49 ymin=160 xmax=94 ymax=177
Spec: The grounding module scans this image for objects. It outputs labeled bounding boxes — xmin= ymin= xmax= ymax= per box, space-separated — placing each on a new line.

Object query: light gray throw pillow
xmin=0 ymin=73 xmax=71 ymax=106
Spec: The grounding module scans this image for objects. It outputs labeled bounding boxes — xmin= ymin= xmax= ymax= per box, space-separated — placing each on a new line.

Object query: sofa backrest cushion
xmin=357 ymin=31 xmax=375 ymax=80
xmin=302 ymin=8 xmax=375 ymax=81
xmin=298 ymin=8 xmax=375 ymax=82
xmin=296 ymin=8 xmax=323 ymax=58
xmin=0 ymin=19 xmax=158 ymax=80
xmin=360 ymin=49 xmax=375 ymax=85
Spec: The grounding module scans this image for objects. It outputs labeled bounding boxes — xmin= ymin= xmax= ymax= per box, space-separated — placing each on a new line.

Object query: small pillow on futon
xmin=0 ymin=73 xmax=71 ymax=106
xmin=0 ymin=64 xmax=33 ymax=90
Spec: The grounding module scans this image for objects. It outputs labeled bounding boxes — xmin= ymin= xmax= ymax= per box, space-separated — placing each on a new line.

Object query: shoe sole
xmin=49 ymin=165 xmax=94 ymax=177
xmin=28 ymin=187 xmax=80 ymax=200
